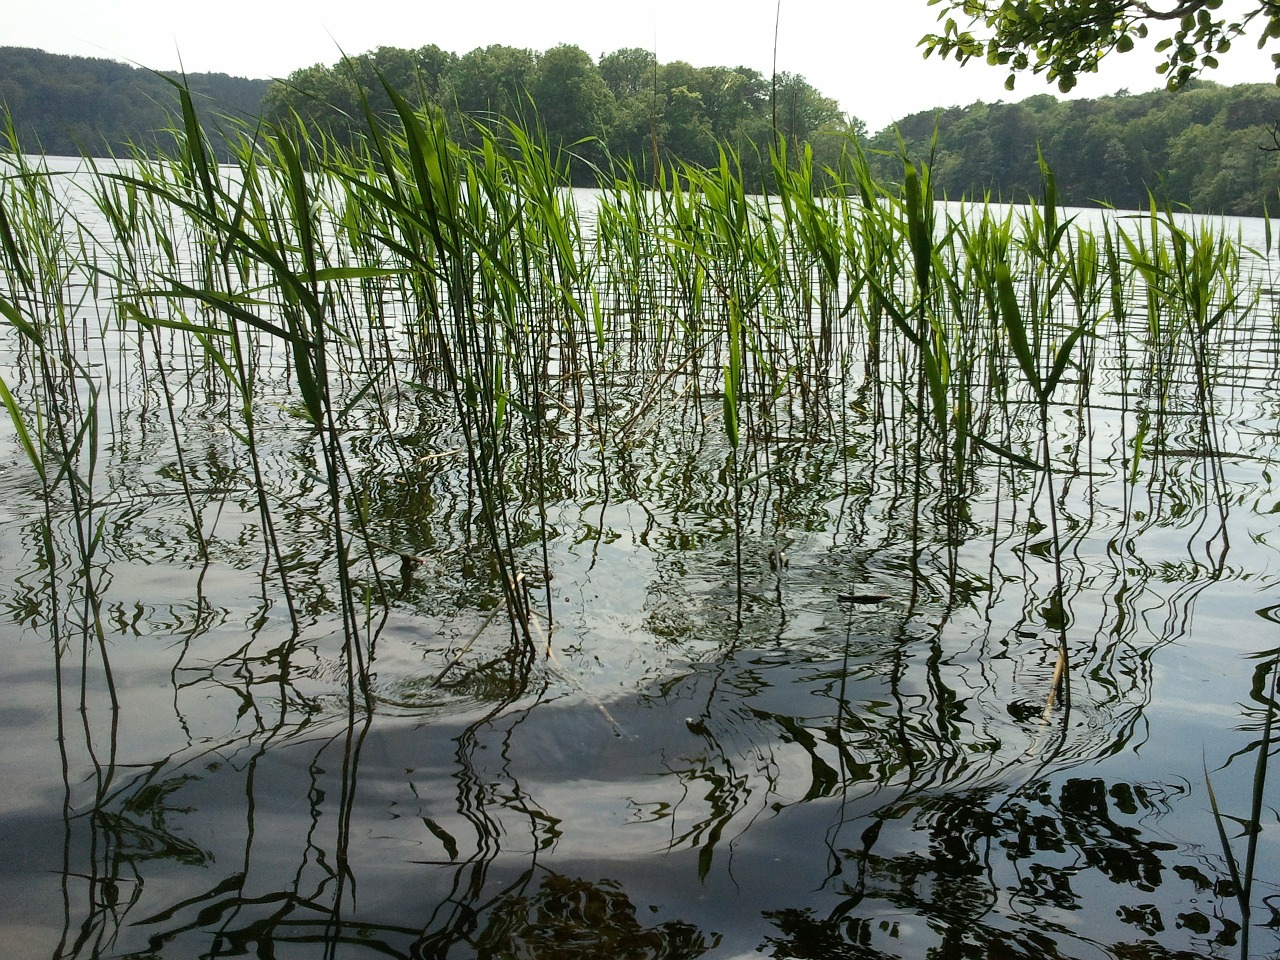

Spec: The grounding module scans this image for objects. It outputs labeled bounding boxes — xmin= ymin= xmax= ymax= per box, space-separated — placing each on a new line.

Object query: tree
xmin=921 ymin=0 xmax=1280 ymax=93
xmin=770 ymin=72 xmax=844 ymax=148
xmin=599 ymin=48 xmax=658 ymax=99
xmin=0 ymin=47 xmax=269 ymax=158
xmin=599 ymin=48 xmax=660 ymax=168
xmin=529 ymin=44 xmax=614 ymax=176
xmin=261 ymin=62 xmax=362 ymax=134
xmin=261 ymin=46 xmax=456 ymax=143
xmin=439 ymin=45 xmax=537 ymax=132
xmin=806 ymin=113 xmax=869 ymax=174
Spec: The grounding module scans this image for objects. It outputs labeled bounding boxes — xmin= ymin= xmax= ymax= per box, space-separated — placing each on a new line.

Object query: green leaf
xmin=312 ymin=265 xmax=407 ymax=282
xmin=973 ymin=435 xmax=1044 ymax=472
xmin=722 ymin=364 xmax=739 ymax=448
xmin=121 ymin=303 xmax=230 ymax=337
xmin=0 ymin=292 xmax=42 ymax=345
xmin=995 ymin=263 xmax=1042 ymax=396
xmin=0 ymin=373 xmax=44 ymax=482
xmin=142 ymin=281 xmax=309 ymax=347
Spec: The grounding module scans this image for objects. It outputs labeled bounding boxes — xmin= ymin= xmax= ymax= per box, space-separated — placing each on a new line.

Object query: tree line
xmin=4 ymin=44 xmax=1280 ymax=214
xmin=259 ymin=43 xmax=853 ymax=184
xmin=866 ymin=80 xmax=1280 ymax=216
xmin=0 ymin=46 xmax=269 ymax=158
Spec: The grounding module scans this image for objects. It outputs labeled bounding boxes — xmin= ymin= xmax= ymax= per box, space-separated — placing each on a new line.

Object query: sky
xmin=4 ymin=0 xmax=1278 ymax=131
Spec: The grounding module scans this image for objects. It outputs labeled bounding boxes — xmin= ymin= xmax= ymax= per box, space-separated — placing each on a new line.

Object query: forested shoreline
xmin=868 ymin=82 xmax=1280 ymax=216
xmin=4 ymin=44 xmax=1280 ymax=214
xmin=0 ymin=47 xmax=269 ymax=158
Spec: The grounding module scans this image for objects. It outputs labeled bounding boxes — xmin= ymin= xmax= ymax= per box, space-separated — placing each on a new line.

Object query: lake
xmin=0 ymin=146 xmax=1277 ymax=960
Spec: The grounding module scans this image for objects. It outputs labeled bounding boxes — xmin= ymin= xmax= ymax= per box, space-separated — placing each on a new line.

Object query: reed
xmin=0 ymin=81 xmax=1266 ymax=715
xmin=7 ymin=80 xmax=1280 ymax=960
xmin=0 ymin=138 xmax=122 ymax=805
xmin=1205 ymin=648 xmax=1279 ymax=960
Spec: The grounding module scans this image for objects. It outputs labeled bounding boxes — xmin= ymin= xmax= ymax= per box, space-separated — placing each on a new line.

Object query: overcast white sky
xmin=4 ymin=0 xmax=1278 ymax=131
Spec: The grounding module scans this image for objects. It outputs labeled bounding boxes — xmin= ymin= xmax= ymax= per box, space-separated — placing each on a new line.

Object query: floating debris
xmin=837 ymin=592 xmax=891 ymax=604
xmin=685 ymin=717 xmax=712 ymax=736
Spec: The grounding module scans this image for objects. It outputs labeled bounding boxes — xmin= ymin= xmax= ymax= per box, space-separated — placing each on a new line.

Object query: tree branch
xmin=1131 ymin=0 xmax=1216 ymax=21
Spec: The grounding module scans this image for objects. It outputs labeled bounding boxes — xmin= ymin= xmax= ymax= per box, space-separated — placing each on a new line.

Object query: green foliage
xmin=869 ymin=81 xmax=1280 ymax=215
xmin=264 ymin=46 xmax=843 ymax=186
xmin=0 ymin=46 xmax=268 ymax=158
xmin=1 ymin=43 xmax=851 ymax=189
xmin=922 ymin=0 xmax=1280 ymax=93
xmin=259 ymin=44 xmax=456 ymax=142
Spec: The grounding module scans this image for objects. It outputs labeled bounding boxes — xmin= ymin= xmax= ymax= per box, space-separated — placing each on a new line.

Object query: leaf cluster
xmin=922 ymin=0 xmax=1280 ymax=93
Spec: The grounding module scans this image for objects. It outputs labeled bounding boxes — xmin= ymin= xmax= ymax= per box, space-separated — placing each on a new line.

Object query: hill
xmin=0 ymin=46 xmax=269 ymax=157
xmin=4 ymin=44 xmax=1280 ymax=214
xmin=864 ymin=82 xmax=1280 ymax=216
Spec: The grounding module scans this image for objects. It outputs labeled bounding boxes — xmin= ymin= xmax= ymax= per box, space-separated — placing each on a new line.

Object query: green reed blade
xmin=0 ymin=290 xmax=42 ymax=345
xmin=722 ymin=363 xmax=739 ymax=449
xmin=275 ymin=133 xmax=318 ymax=282
xmin=1265 ymin=196 xmax=1273 ymax=257
xmin=1045 ymin=319 xmax=1097 ymax=398
xmin=1242 ymin=656 xmax=1277 ymax=910
xmin=119 ymin=302 xmax=230 ymax=338
xmin=141 ymin=279 xmax=310 ymax=347
xmin=313 ymin=265 xmax=407 ymax=283
xmin=155 ymin=73 xmax=218 ymax=209
xmin=0 ymin=196 xmax=35 ymax=292
xmin=903 ymin=162 xmax=933 ymax=296
xmin=995 ymin=262 xmax=1042 ymax=397
xmin=920 ymin=343 xmax=949 ymax=440
xmin=0 ymin=372 xmax=44 ymax=483
xmin=46 ymin=394 xmax=96 ymax=496
xmin=1203 ymin=758 xmax=1248 ymax=921
xmin=1130 ymin=411 xmax=1149 ymax=486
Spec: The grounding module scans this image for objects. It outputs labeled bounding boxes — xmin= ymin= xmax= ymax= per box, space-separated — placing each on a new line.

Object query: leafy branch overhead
xmin=921 ymin=0 xmax=1280 ymax=92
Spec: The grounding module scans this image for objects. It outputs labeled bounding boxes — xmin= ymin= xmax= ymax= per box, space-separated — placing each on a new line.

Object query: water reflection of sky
xmin=0 ymin=162 xmax=1277 ymax=958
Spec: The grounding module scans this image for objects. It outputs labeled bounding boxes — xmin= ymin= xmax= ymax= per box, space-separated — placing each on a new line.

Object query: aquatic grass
xmin=111 ymin=119 xmax=312 ymax=634
xmin=1122 ymin=205 xmax=1247 ymax=526
xmin=0 ymin=82 xmax=1270 ymax=727
xmin=961 ymin=158 xmax=1112 ymax=715
xmin=79 ymin=152 xmax=216 ymax=565
xmin=0 ymin=140 xmax=122 ymax=806
xmin=353 ymin=90 xmax=563 ymax=653
xmin=851 ymin=145 xmax=987 ymax=596
xmin=769 ymin=141 xmax=844 ymax=388
xmin=670 ymin=150 xmax=773 ymax=603
xmin=96 ymin=88 xmax=430 ymax=703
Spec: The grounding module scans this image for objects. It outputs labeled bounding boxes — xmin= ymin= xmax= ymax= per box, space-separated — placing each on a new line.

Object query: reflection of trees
xmin=419 ymin=873 xmax=717 ymax=960
xmin=765 ymin=777 xmax=1240 ymax=960
xmin=45 ymin=698 xmax=724 ymax=960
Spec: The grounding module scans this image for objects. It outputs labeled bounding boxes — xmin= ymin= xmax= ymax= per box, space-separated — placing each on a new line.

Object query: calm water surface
xmin=0 ymin=158 xmax=1277 ymax=959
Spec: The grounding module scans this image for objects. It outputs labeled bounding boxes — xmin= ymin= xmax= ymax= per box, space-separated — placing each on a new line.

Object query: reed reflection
xmin=1 ymin=106 xmax=1278 ymax=960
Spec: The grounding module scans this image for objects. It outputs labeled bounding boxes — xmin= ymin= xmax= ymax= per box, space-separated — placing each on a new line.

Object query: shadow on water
xmin=1 ymin=607 xmax=1267 ymax=958
xmin=2 ymin=491 xmax=1271 ymax=958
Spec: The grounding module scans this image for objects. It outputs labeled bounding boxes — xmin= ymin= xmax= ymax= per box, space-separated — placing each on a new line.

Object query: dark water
xmin=0 ymin=163 xmax=1277 ymax=959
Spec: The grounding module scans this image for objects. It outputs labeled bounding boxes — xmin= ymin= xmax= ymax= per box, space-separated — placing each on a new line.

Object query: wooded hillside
xmin=0 ymin=47 xmax=268 ymax=157
xmin=866 ymin=81 xmax=1280 ymax=216
xmin=4 ymin=45 xmax=1280 ymax=214
xmin=258 ymin=44 xmax=849 ymax=185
